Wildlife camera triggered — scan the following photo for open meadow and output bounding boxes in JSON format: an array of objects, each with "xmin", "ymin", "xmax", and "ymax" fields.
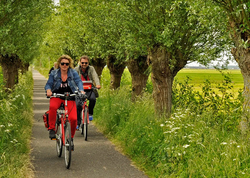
[{"xmin": 175, "ymin": 68, "xmax": 243, "ymax": 92}]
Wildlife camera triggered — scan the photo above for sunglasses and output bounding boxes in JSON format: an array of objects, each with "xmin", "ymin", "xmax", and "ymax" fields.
[
  {"xmin": 61, "ymin": 62, "xmax": 69, "ymax": 66},
  {"xmin": 81, "ymin": 62, "xmax": 88, "ymax": 65}
]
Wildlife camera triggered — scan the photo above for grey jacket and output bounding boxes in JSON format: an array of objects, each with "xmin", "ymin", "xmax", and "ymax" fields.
[{"xmin": 74, "ymin": 65, "xmax": 100, "ymax": 86}]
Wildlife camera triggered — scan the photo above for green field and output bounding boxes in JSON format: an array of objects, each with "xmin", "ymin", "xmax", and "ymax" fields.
[{"xmin": 175, "ymin": 69, "xmax": 244, "ymax": 92}]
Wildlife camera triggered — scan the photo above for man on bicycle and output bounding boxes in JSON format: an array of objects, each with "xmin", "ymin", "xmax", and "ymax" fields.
[{"xmin": 74, "ymin": 55, "xmax": 101, "ymax": 128}]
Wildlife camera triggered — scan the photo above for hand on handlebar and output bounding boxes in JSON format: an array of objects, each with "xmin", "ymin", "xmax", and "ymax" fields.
[
  {"xmin": 46, "ymin": 89, "xmax": 52, "ymax": 97},
  {"xmin": 96, "ymin": 85, "xmax": 101, "ymax": 89}
]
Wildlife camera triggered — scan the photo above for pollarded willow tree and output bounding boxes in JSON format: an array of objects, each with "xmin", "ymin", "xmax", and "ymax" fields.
[
  {"xmin": 0, "ymin": 0, "xmax": 53, "ymax": 89},
  {"xmin": 59, "ymin": 0, "xmax": 127, "ymax": 90},
  {"xmin": 119, "ymin": 0, "xmax": 228, "ymax": 116},
  {"xmin": 211, "ymin": 0, "xmax": 250, "ymax": 130}
]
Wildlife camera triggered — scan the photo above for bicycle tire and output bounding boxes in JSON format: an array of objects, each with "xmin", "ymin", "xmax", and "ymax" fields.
[
  {"xmin": 55, "ymin": 115, "xmax": 63, "ymax": 157},
  {"xmin": 80, "ymin": 109, "xmax": 84, "ymax": 135},
  {"xmin": 64, "ymin": 121, "xmax": 71, "ymax": 169},
  {"xmin": 83, "ymin": 108, "xmax": 88, "ymax": 141}
]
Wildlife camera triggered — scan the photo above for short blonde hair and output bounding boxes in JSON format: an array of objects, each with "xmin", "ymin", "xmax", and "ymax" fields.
[{"xmin": 57, "ymin": 55, "xmax": 74, "ymax": 68}]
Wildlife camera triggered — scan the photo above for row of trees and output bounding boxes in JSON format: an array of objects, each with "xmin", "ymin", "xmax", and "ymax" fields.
[
  {"xmin": 37, "ymin": 0, "xmax": 230, "ymax": 115},
  {"xmin": 2, "ymin": 1, "xmax": 250, "ymax": 121}
]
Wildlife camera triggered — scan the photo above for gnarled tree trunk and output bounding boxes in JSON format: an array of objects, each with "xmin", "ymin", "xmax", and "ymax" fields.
[
  {"xmin": 148, "ymin": 45, "xmax": 187, "ymax": 117},
  {"xmin": 90, "ymin": 57, "xmax": 106, "ymax": 79},
  {"xmin": 107, "ymin": 55, "xmax": 126, "ymax": 90},
  {"xmin": 0, "ymin": 54, "xmax": 21, "ymax": 90},
  {"xmin": 127, "ymin": 56, "xmax": 149, "ymax": 101},
  {"xmin": 230, "ymin": 21, "xmax": 250, "ymax": 132}
]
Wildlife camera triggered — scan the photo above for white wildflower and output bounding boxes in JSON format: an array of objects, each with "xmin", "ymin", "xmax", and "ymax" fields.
[
  {"xmin": 8, "ymin": 123, "xmax": 13, "ymax": 127},
  {"xmin": 171, "ymin": 127, "xmax": 180, "ymax": 132},
  {"xmin": 230, "ymin": 140, "xmax": 237, "ymax": 145},
  {"xmin": 160, "ymin": 124, "xmax": 164, "ymax": 127},
  {"xmin": 0, "ymin": 125, "xmax": 5, "ymax": 128},
  {"xmin": 183, "ymin": 144, "xmax": 190, "ymax": 148},
  {"xmin": 220, "ymin": 142, "xmax": 227, "ymax": 145},
  {"xmin": 4, "ymin": 129, "xmax": 10, "ymax": 133},
  {"xmin": 237, "ymin": 145, "xmax": 240, "ymax": 148},
  {"xmin": 13, "ymin": 139, "xmax": 18, "ymax": 142},
  {"xmin": 221, "ymin": 152, "xmax": 227, "ymax": 156}
]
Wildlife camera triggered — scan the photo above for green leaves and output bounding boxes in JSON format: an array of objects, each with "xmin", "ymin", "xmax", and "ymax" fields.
[{"xmin": 0, "ymin": 0, "xmax": 54, "ymax": 62}]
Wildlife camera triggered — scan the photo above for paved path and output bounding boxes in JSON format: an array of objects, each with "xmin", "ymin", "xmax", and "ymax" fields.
[{"xmin": 30, "ymin": 69, "xmax": 148, "ymax": 178}]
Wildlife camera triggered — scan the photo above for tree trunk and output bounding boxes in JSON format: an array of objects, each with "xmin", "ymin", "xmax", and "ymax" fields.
[
  {"xmin": 0, "ymin": 55, "xmax": 21, "ymax": 90},
  {"xmin": 148, "ymin": 45, "xmax": 187, "ymax": 117},
  {"xmin": 107, "ymin": 55, "xmax": 126, "ymax": 90},
  {"xmin": 127, "ymin": 56, "xmax": 149, "ymax": 101},
  {"xmin": 90, "ymin": 57, "xmax": 106, "ymax": 79},
  {"xmin": 230, "ymin": 22, "xmax": 250, "ymax": 132},
  {"xmin": 20, "ymin": 61, "xmax": 29, "ymax": 74}
]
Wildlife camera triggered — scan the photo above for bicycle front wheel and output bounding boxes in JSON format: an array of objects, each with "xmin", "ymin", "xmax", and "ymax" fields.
[
  {"xmin": 83, "ymin": 108, "xmax": 88, "ymax": 141},
  {"xmin": 55, "ymin": 115, "xmax": 63, "ymax": 157},
  {"xmin": 64, "ymin": 121, "xmax": 71, "ymax": 169}
]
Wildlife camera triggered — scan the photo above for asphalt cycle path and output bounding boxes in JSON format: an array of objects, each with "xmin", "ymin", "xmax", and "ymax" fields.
[{"xmin": 30, "ymin": 69, "xmax": 148, "ymax": 178}]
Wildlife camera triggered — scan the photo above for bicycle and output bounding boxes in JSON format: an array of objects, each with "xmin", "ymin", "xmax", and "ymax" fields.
[
  {"xmin": 50, "ymin": 92, "xmax": 76, "ymax": 169},
  {"xmin": 79, "ymin": 81, "xmax": 96, "ymax": 141}
]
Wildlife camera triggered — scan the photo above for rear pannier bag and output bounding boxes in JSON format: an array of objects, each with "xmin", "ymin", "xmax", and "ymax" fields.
[{"xmin": 43, "ymin": 110, "xmax": 49, "ymax": 128}]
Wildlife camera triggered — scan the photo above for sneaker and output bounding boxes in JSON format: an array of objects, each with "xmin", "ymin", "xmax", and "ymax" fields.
[
  {"xmin": 89, "ymin": 115, "xmax": 93, "ymax": 121},
  {"xmin": 49, "ymin": 130, "xmax": 56, "ymax": 139},
  {"xmin": 76, "ymin": 125, "xmax": 79, "ymax": 131}
]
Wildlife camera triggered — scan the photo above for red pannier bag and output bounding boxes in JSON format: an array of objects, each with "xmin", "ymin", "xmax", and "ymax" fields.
[
  {"xmin": 43, "ymin": 110, "xmax": 49, "ymax": 128},
  {"xmin": 82, "ymin": 81, "xmax": 92, "ymax": 90}
]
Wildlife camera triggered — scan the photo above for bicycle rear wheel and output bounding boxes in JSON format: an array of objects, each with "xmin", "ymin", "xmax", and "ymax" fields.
[
  {"xmin": 55, "ymin": 116, "xmax": 63, "ymax": 157},
  {"xmin": 83, "ymin": 108, "xmax": 88, "ymax": 141},
  {"xmin": 64, "ymin": 121, "xmax": 71, "ymax": 169}
]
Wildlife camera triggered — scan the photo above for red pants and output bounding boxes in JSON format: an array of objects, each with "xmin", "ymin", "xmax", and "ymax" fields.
[{"xmin": 49, "ymin": 97, "xmax": 77, "ymax": 138}]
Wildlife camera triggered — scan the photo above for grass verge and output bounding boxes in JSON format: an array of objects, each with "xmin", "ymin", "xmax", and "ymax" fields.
[
  {"xmin": 0, "ymin": 70, "xmax": 34, "ymax": 178},
  {"xmin": 94, "ymin": 68, "xmax": 249, "ymax": 177}
]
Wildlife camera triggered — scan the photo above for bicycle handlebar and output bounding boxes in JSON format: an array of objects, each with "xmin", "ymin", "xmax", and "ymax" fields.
[{"xmin": 47, "ymin": 92, "xmax": 86, "ymax": 100}]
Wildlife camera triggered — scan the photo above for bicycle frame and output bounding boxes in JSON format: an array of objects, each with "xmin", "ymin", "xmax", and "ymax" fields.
[
  {"xmin": 50, "ymin": 92, "xmax": 76, "ymax": 169},
  {"xmin": 54, "ymin": 93, "xmax": 72, "ymax": 145},
  {"xmin": 82, "ymin": 100, "xmax": 89, "ymax": 124}
]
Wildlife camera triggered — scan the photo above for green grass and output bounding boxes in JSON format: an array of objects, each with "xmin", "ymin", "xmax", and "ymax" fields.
[
  {"xmin": 0, "ymin": 70, "xmax": 34, "ymax": 178},
  {"xmin": 94, "ymin": 68, "xmax": 248, "ymax": 177}
]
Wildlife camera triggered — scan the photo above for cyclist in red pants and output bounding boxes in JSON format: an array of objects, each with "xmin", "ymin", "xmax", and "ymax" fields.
[{"xmin": 45, "ymin": 55, "xmax": 85, "ymax": 149}]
